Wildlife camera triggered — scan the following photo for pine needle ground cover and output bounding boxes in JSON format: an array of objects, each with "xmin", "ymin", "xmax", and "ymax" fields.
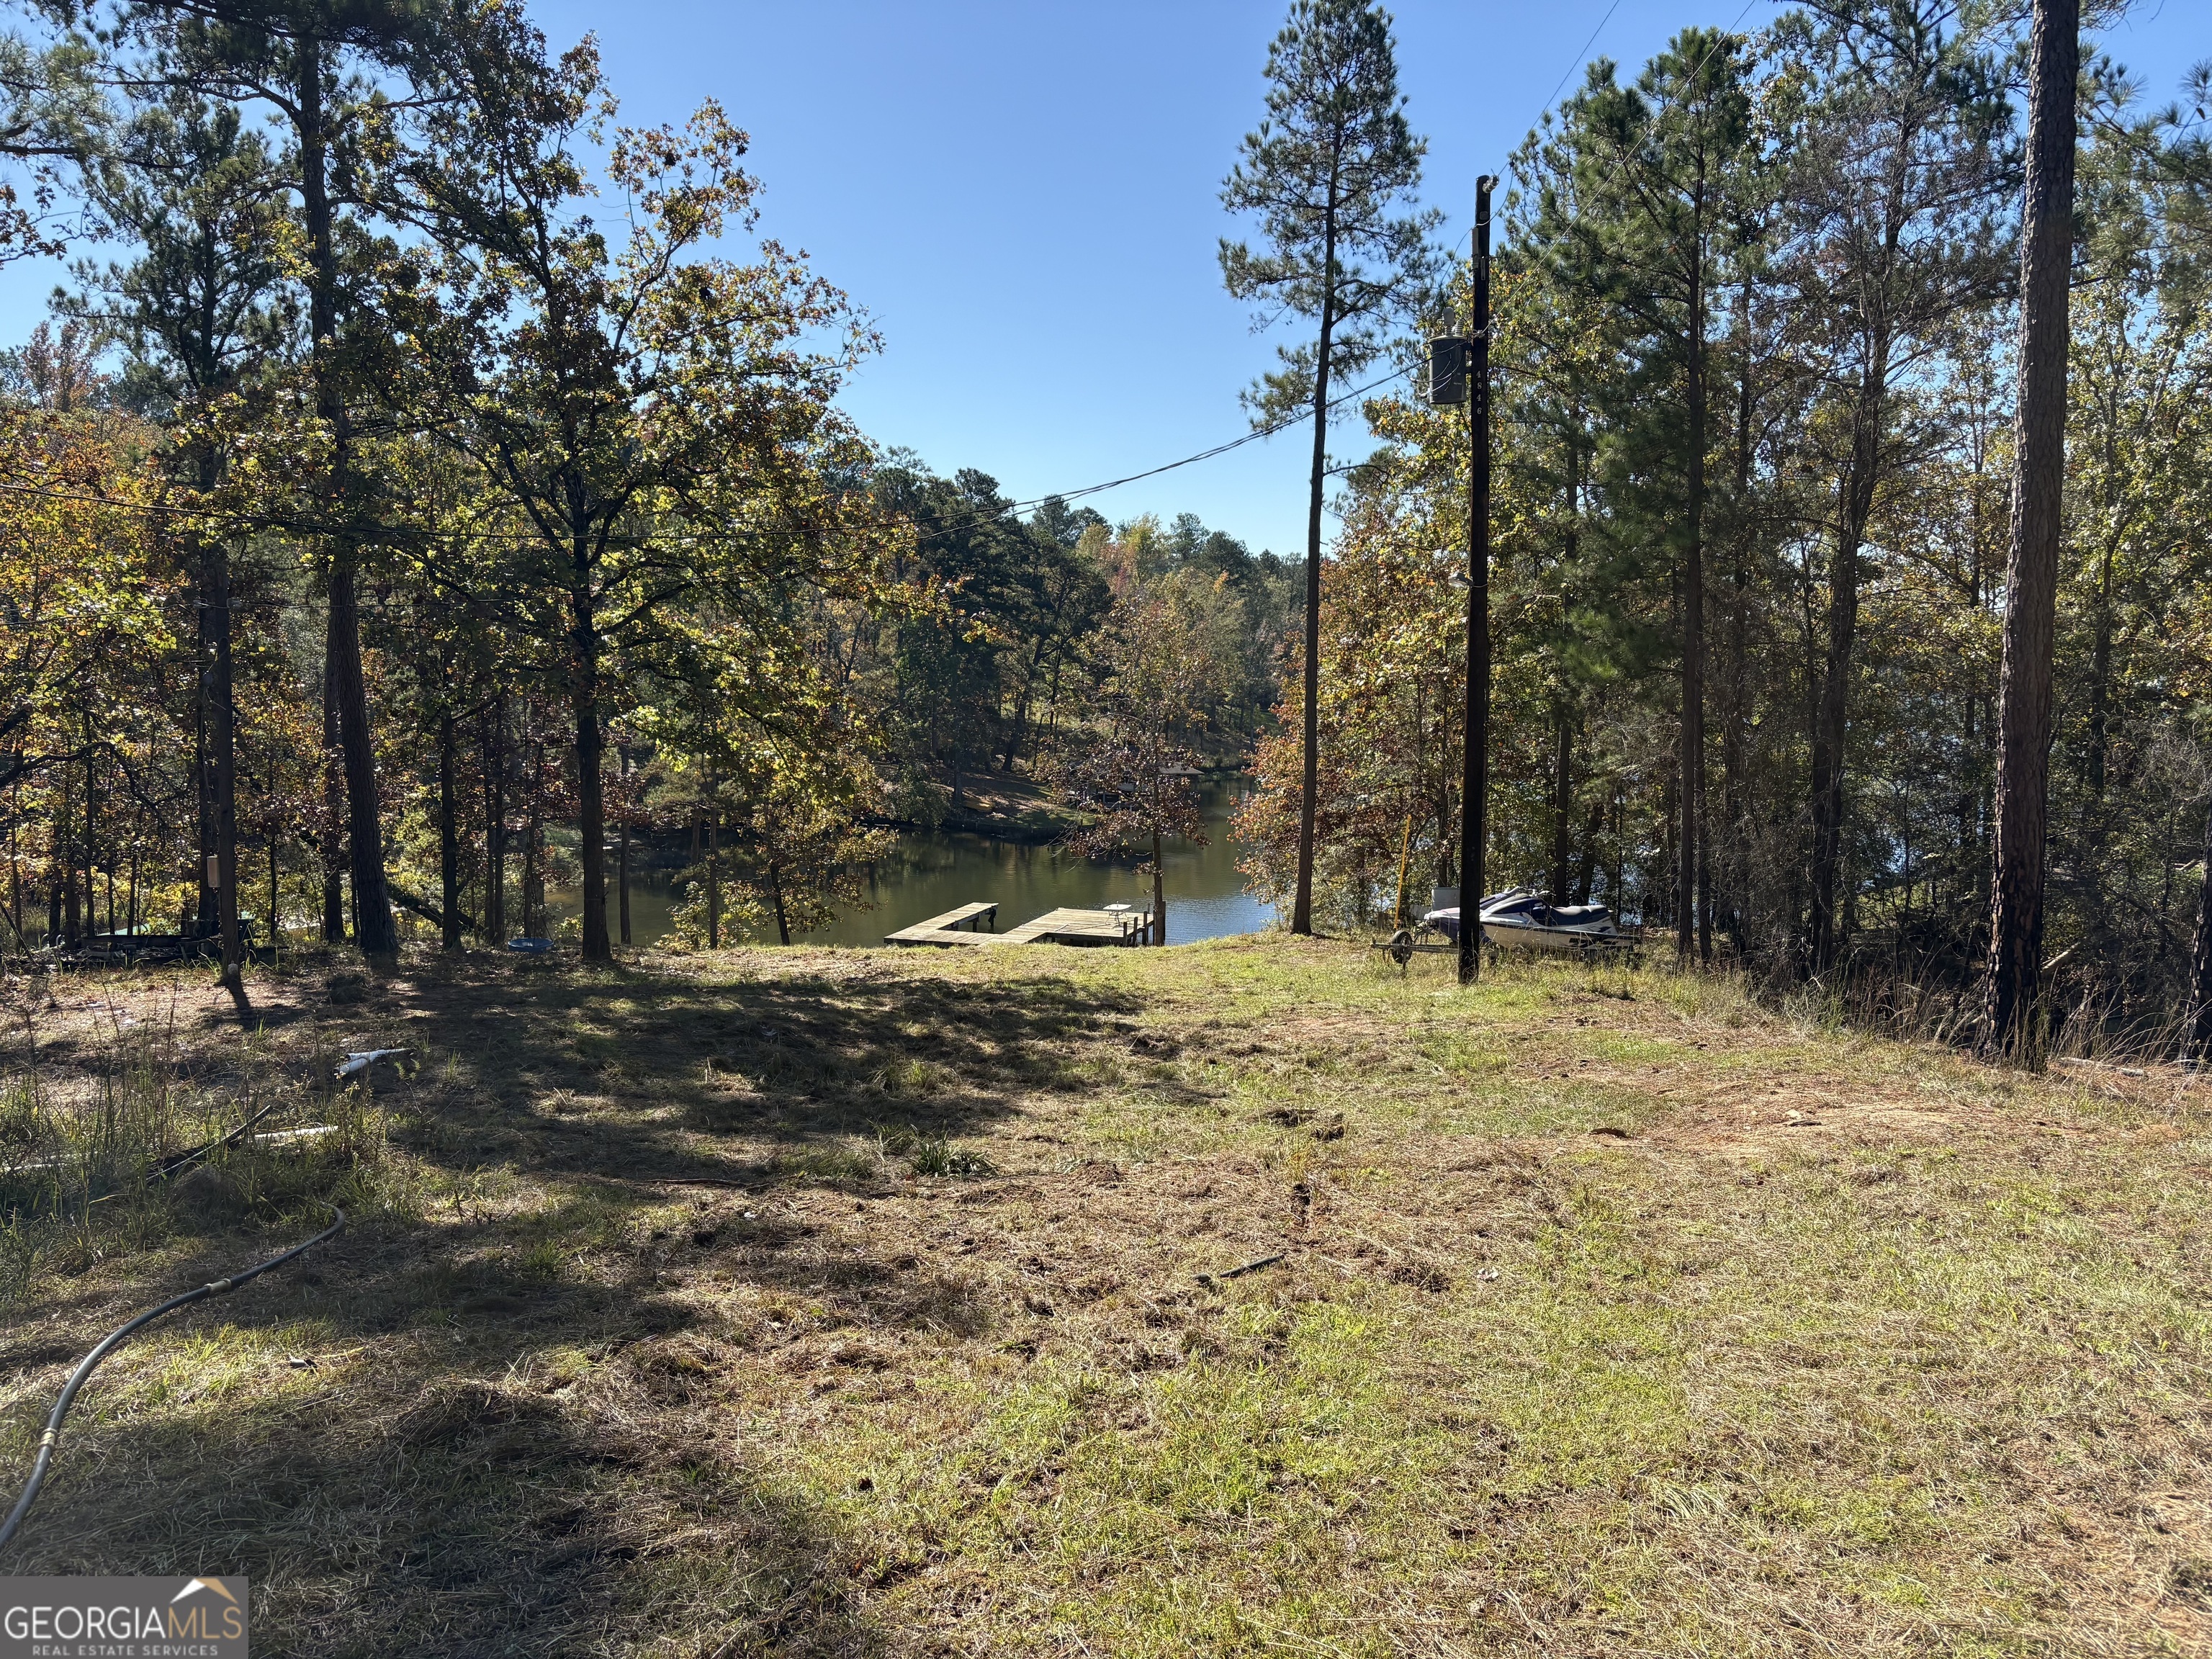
[{"xmin": 2, "ymin": 940, "xmax": 2208, "ymax": 1656}]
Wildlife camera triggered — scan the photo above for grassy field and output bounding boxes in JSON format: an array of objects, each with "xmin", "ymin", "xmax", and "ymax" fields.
[{"xmin": 1, "ymin": 937, "xmax": 2209, "ymax": 1657}]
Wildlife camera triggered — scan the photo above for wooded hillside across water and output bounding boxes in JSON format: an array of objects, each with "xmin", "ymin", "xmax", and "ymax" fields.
[{"xmin": 0, "ymin": 0, "xmax": 2207, "ymax": 1058}]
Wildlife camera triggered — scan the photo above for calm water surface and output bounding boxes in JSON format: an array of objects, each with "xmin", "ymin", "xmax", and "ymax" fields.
[{"xmin": 565, "ymin": 778, "xmax": 1274, "ymax": 948}]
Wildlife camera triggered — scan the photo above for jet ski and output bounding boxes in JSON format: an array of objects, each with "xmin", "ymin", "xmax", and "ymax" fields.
[{"xmin": 1419, "ymin": 886, "xmax": 1627, "ymax": 953}]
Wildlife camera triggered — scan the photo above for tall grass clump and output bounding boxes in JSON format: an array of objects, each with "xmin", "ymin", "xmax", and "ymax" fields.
[{"xmin": 0, "ymin": 1007, "xmax": 395, "ymax": 1310}]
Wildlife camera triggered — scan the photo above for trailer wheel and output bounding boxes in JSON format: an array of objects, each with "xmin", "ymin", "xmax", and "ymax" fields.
[{"xmin": 1387, "ymin": 928, "xmax": 1415, "ymax": 966}]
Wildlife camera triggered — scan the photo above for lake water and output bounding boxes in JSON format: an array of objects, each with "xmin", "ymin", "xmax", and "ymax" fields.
[{"xmin": 564, "ymin": 776, "xmax": 1277, "ymax": 948}]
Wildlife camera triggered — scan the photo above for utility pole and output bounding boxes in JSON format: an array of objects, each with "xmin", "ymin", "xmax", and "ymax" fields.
[{"xmin": 1459, "ymin": 178, "xmax": 1496, "ymax": 986}]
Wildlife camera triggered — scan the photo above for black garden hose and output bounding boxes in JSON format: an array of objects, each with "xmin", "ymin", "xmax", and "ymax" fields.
[{"xmin": 0, "ymin": 1204, "xmax": 346, "ymax": 1554}]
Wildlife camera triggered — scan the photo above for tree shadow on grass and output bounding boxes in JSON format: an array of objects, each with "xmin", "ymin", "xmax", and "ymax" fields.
[
  {"xmin": 1, "ymin": 1186, "xmax": 980, "ymax": 1656},
  {"xmin": 14, "ymin": 1362, "xmax": 882, "ymax": 1658},
  {"xmin": 2, "ymin": 952, "xmax": 1137, "ymax": 1652},
  {"xmin": 371, "ymin": 955, "xmax": 1143, "ymax": 1187}
]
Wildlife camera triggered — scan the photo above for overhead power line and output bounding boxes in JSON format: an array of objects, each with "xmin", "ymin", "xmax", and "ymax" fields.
[
  {"xmin": 0, "ymin": 5, "xmax": 1767, "ymax": 546},
  {"xmin": 0, "ymin": 361, "xmax": 1421, "ymax": 548},
  {"xmin": 1542, "ymin": 0, "xmax": 1632, "ymax": 121}
]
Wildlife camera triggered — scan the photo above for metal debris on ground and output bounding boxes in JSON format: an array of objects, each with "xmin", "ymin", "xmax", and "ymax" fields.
[{"xmin": 335, "ymin": 1048, "xmax": 410, "ymax": 1081}]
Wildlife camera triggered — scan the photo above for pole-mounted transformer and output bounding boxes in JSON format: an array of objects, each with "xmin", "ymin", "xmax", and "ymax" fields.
[{"xmin": 1426, "ymin": 334, "xmax": 1470, "ymax": 406}]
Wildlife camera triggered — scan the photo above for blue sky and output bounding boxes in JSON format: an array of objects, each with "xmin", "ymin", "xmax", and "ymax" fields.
[{"xmin": 6, "ymin": 0, "xmax": 2208, "ymax": 557}]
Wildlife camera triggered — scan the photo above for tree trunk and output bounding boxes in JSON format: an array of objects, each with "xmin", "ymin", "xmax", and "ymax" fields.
[
  {"xmin": 82, "ymin": 744, "xmax": 94, "ymax": 945},
  {"xmin": 706, "ymin": 811, "xmax": 721, "ymax": 950},
  {"xmin": 328, "ymin": 567, "xmax": 397, "ymax": 954},
  {"xmin": 47, "ymin": 793, "xmax": 62, "ymax": 943},
  {"xmin": 2083, "ymin": 389, "xmax": 2123, "ymax": 823},
  {"xmin": 297, "ymin": 29, "xmax": 396, "ymax": 959},
  {"xmin": 1985, "ymin": 0, "xmax": 2079, "ymax": 1058},
  {"xmin": 2188, "ymin": 781, "xmax": 2212, "ymax": 1064},
  {"xmin": 1609, "ymin": 783, "xmax": 1627, "ymax": 918},
  {"xmin": 483, "ymin": 701, "xmax": 506, "ymax": 945},
  {"xmin": 1697, "ymin": 809, "xmax": 1712, "ymax": 964},
  {"xmin": 208, "ymin": 533, "xmax": 247, "ymax": 1012},
  {"xmin": 2085, "ymin": 526, "xmax": 2117, "ymax": 807},
  {"xmin": 1153, "ymin": 828, "xmax": 1166, "ymax": 947},
  {"xmin": 1001, "ymin": 635, "xmax": 1048, "ymax": 773},
  {"xmin": 1725, "ymin": 277, "xmax": 1753, "ymax": 950},
  {"xmin": 1678, "ymin": 229, "xmax": 1707, "ymax": 963},
  {"xmin": 570, "ymin": 558, "xmax": 610, "ymax": 961},
  {"xmin": 320, "ymin": 622, "xmax": 344, "ymax": 942},
  {"xmin": 1809, "ymin": 338, "xmax": 1891, "ymax": 972},
  {"xmin": 769, "ymin": 859, "xmax": 791, "ymax": 945},
  {"xmin": 1574, "ymin": 796, "xmax": 1604, "ymax": 905},
  {"xmin": 1292, "ymin": 204, "xmax": 1339, "ymax": 937},
  {"xmin": 194, "ymin": 551, "xmax": 215, "ymax": 939},
  {"xmin": 527, "ymin": 734, "xmax": 548, "ymax": 940},
  {"xmin": 1550, "ymin": 708, "xmax": 1573, "ymax": 906},
  {"xmin": 439, "ymin": 711, "xmax": 462, "ymax": 951}
]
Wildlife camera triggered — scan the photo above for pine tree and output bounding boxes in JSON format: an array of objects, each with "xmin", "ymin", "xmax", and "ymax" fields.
[
  {"xmin": 1984, "ymin": 0, "xmax": 2080, "ymax": 1056},
  {"xmin": 1220, "ymin": 0, "xmax": 1437, "ymax": 935},
  {"xmin": 1529, "ymin": 30, "xmax": 1755, "ymax": 960}
]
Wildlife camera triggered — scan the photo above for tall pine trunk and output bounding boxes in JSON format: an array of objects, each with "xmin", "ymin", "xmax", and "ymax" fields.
[
  {"xmin": 521, "ymin": 732, "xmax": 544, "ymax": 939},
  {"xmin": 1725, "ymin": 278, "xmax": 1754, "ymax": 953},
  {"xmin": 1984, "ymin": 0, "xmax": 2079, "ymax": 1057},
  {"xmin": 207, "ymin": 530, "xmax": 246, "ymax": 1011},
  {"xmin": 482, "ymin": 700, "xmax": 507, "ymax": 946},
  {"xmin": 48, "ymin": 789, "xmax": 63, "ymax": 945},
  {"xmin": 2188, "ymin": 782, "xmax": 2212, "ymax": 1064},
  {"xmin": 320, "ymin": 630, "xmax": 344, "ymax": 940},
  {"xmin": 297, "ymin": 30, "xmax": 396, "ymax": 958},
  {"xmin": 1809, "ymin": 328, "xmax": 1892, "ymax": 971},
  {"xmin": 439, "ymin": 711, "xmax": 462, "ymax": 952},
  {"xmin": 1678, "ymin": 237, "xmax": 1707, "ymax": 962},
  {"xmin": 193, "ymin": 552, "xmax": 215, "ymax": 939},
  {"xmin": 1575, "ymin": 797, "xmax": 1604, "ymax": 905},
  {"xmin": 1291, "ymin": 202, "xmax": 1339, "ymax": 938},
  {"xmin": 1550, "ymin": 709, "xmax": 1573, "ymax": 906}
]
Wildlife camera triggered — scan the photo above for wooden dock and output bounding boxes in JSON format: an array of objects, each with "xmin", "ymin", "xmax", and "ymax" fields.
[
  {"xmin": 884, "ymin": 902, "xmax": 999, "ymax": 946},
  {"xmin": 1002, "ymin": 906, "xmax": 1154, "ymax": 946},
  {"xmin": 885, "ymin": 902, "xmax": 1153, "ymax": 948}
]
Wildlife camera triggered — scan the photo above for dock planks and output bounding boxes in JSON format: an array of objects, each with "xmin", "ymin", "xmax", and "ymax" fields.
[
  {"xmin": 1000, "ymin": 907, "xmax": 1153, "ymax": 946},
  {"xmin": 884, "ymin": 902, "xmax": 999, "ymax": 947},
  {"xmin": 884, "ymin": 902, "xmax": 1152, "ymax": 949}
]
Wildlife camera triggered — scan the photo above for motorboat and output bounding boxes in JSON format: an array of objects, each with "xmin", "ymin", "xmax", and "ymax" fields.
[{"xmin": 1419, "ymin": 886, "xmax": 1628, "ymax": 953}]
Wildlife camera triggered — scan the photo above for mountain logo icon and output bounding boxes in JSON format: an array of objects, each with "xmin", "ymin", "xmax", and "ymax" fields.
[{"xmin": 169, "ymin": 1578, "xmax": 240, "ymax": 1607}]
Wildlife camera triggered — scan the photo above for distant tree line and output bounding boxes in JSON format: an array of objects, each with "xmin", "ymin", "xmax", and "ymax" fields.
[{"xmin": 0, "ymin": 1, "xmax": 1298, "ymax": 986}]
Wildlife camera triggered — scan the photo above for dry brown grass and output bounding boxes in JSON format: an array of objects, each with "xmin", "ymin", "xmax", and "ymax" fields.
[{"xmin": 3, "ymin": 938, "xmax": 2211, "ymax": 1656}]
